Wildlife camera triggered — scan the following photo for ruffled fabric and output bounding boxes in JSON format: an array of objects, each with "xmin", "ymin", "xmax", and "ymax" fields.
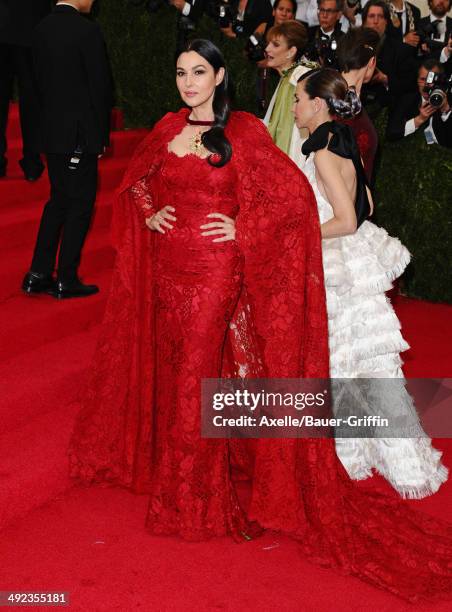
[{"xmin": 303, "ymin": 155, "xmax": 448, "ymax": 499}]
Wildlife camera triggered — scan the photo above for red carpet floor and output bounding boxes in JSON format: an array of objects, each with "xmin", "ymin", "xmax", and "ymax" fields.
[{"xmin": 1, "ymin": 104, "xmax": 452, "ymax": 611}]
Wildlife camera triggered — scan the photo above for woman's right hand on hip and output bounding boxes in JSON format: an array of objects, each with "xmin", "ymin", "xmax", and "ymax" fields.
[{"xmin": 146, "ymin": 206, "xmax": 176, "ymax": 233}]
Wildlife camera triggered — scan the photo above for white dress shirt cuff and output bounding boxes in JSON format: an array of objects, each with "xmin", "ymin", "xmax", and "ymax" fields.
[
  {"xmin": 404, "ymin": 118, "xmax": 416, "ymax": 136},
  {"xmin": 182, "ymin": 2, "xmax": 191, "ymax": 16},
  {"xmin": 439, "ymin": 48, "xmax": 450, "ymax": 63}
]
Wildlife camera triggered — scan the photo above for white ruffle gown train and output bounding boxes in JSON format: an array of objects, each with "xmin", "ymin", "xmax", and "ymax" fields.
[{"xmin": 301, "ymin": 154, "xmax": 448, "ymax": 499}]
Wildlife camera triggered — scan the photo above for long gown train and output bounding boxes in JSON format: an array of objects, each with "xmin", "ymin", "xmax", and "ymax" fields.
[{"xmin": 68, "ymin": 109, "xmax": 452, "ymax": 602}]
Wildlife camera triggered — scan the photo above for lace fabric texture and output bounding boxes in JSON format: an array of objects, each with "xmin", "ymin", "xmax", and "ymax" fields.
[{"xmin": 68, "ymin": 109, "xmax": 452, "ymax": 602}]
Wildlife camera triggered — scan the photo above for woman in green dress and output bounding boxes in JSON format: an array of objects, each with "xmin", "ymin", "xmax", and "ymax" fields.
[{"xmin": 263, "ymin": 20, "xmax": 317, "ymax": 157}]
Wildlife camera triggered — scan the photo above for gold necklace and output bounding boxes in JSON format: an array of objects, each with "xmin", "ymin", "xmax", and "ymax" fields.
[{"xmin": 188, "ymin": 129, "xmax": 208, "ymax": 156}]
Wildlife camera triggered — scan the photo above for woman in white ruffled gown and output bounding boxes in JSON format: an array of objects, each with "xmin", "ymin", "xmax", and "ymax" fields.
[{"xmin": 292, "ymin": 67, "xmax": 448, "ymax": 499}]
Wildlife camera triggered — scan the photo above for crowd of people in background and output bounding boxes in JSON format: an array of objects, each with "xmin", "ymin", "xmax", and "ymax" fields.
[
  {"xmin": 0, "ymin": 0, "xmax": 450, "ymax": 295},
  {"xmin": 167, "ymin": 0, "xmax": 452, "ymax": 147}
]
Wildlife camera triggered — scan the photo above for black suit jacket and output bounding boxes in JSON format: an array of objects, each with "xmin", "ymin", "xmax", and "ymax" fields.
[
  {"xmin": 305, "ymin": 23, "xmax": 344, "ymax": 63},
  {"xmin": 387, "ymin": 2, "xmax": 421, "ymax": 39},
  {"xmin": 0, "ymin": 0, "xmax": 51, "ymax": 46},
  {"xmin": 386, "ymin": 91, "xmax": 452, "ymax": 148},
  {"xmin": 32, "ymin": 5, "xmax": 113, "ymax": 155},
  {"xmin": 418, "ymin": 15, "xmax": 452, "ymax": 62},
  {"xmin": 363, "ymin": 33, "xmax": 417, "ymax": 106}
]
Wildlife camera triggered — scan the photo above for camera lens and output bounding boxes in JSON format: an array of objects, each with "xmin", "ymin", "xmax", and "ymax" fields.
[{"xmin": 429, "ymin": 89, "xmax": 446, "ymax": 107}]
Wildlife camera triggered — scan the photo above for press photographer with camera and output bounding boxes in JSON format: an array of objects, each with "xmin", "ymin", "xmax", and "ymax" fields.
[
  {"xmin": 215, "ymin": 0, "xmax": 272, "ymax": 39},
  {"xmin": 305, "ymin": 0, "xmax": 345, "ymax": 66},
  {"xmin": 386, "ymin": 58, "xmax": 452, "ymax": 147},
  {"xmin": 418, "ymin": 0, "xmax": 452, "ymax": 63},
  {"xmin": 300, "ymin": 0, "xmax": 365, "ymax": 31}
]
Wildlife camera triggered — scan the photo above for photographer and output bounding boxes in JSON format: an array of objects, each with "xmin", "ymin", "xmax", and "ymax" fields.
[
  {"xmin": 305, "ymin": 0, "xmax": 345, "ymax": 65},
  {"xmin": 386, "ymin": 58, "xmax": 451, "ymax": 147},
  {"xmin": 217, "ymin": 0, "xmax": 273, "ymax": 39},
  {"xmin": 417, "ymin": 0, "xmax": 452, "ymax": 64},
  {"xmin": 300, "ymin": 0, "xmax": 366, "ymax": 32}
]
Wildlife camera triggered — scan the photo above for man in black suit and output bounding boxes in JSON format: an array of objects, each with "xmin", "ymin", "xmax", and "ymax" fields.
[
  {"xmin": 418, "ymin": 0, "xmax": 452, "ymax": 65},
  {"xmin": 386, "ymin": 58, "xmax": 452, "ymax": 147},
  {"xmin": 362, "ymin": 0, "xmax": 417, "ymax": 107},
  {"xmin": 305, "ymin": 0, "xmax": 345, "ymax": 65},
  {"xmin": 0, "ymin": 0, "xmax": 51, "ymax": 180},
  {"xmin": 22, "ymin": 0, "xmax": 113, "ymax": 299},
  {"xmin": 385, "ymin": 0, "xmax": 421, "ymax": 49}
]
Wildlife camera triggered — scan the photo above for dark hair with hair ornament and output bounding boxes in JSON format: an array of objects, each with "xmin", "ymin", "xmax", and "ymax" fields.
[
  {"xmin": 298, "ymin": 67, "xmax": 362, "ymax": 119},
  {"xmin": 180, "ymin": 39, "xmax": 232, "ymax": 167},
  {"xmin": 337, "ymin": 27, "xmax": 381, "ymax": 72}
]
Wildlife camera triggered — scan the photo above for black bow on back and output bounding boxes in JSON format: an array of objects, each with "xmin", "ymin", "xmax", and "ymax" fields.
[{"xmin": 302, "ymin": 121, "xmax": 370, "ymax": 228}]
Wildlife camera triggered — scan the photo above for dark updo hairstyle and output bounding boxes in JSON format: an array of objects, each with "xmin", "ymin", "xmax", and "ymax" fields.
[
  {"xmin": 298, "ymin": 67, "xmax": 362, "ymax": 119},
  {"xmin": 179, "ymin": 39, "xmax": 232, "ymax": 167},
  {"xmin": 337, "ymin": 27, "xmax": 381, "ymax": 73},
  {"xmin": 266, "ymin": 20, "xmax": 308, "ymax": 61}
]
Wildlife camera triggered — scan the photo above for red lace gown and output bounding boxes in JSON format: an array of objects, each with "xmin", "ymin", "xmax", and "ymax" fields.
[
  {"xmin": 338, "ymin": 108, "xmax": 378, "ymax": 185},
  {"xmin": 146, "ymin": 149, "xmax": 255, "ymax": 539},
  {"xmin": 68, "ymin": 109, "xmax": 452, "ymax": 603}
]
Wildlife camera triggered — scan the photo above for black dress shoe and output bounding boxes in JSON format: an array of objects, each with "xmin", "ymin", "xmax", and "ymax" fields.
[
  {"xmin": 49, "ymin": 279, "xmax": 99, "ymax": 299},
  {"xmin": 19, "ymin": 158, "xmax": 45, "ymax": 182},
  {"xmin": 22, "ymin": 271, "xmax": 55, "ymax": 295}
]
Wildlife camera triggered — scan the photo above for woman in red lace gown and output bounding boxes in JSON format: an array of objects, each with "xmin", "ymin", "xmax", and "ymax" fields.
[{"xmin": 68, "ymin": 39, "xmax": 452, "ymax": 602}]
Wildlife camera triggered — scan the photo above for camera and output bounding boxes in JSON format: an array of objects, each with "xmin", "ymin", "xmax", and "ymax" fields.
[
  {"xmin": 424, "ymin": 71, "xmax": 452, "ymax": 108},
  {"xmin": 316, "ymin": 35, "xmax": 339, "ymax": 68},
  {"xmin": 246, "ymin": 33, "xmax": 267, "ymax": 62},
  {"xmin": 211, "ymin": 0, "xmax": 246, "ymax": 36},
  {"xmin": 212, "ymin": 0, "xmax": 235, "ymax": 27},
  {"xmin": 416, "ymin": 21, "xmax": 444, "ymax": 53},
  {"xmin": 346, "ymin": 0, "xmax": 361, "ymax": 12}
]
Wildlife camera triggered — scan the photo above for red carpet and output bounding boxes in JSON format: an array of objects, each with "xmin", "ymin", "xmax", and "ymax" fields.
[{"xmin": 1, "ymin": 104, "xmax": 451, "ymax": 610}]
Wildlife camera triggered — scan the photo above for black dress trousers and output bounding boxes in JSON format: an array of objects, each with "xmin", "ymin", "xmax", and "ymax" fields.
[{"xmin": 31, "ymin": 152, "xmax": 98, "ymax": 282}]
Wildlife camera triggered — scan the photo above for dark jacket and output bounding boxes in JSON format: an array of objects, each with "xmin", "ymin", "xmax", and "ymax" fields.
[
  {"xmin": 387, "ymin": 2, "xmax": 421, "ymax": 38},
  {"xmin": 0, "ymin": 0, "xmax": 51, "ymax": 46},
  {"xmin": 305, "ymin": 23, "xmax": 344, "ymax": 64},
  {"xmin": 386, "ymin": 91, "xmax": 452, "ymax": 148},
  {"xmin": 362, "ymin": 33, "xmax": 417, "ymax": 107},
  {"xmin": 418, "ymin": 15, "xmax": 452, "ymax": 63},
  {"xmin": 32, "ymin": 4, "xmax": 113, "ymax": 154}
]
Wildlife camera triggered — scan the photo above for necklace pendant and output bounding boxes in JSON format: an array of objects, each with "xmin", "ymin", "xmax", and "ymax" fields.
[{"xmin": 189, "ymin": 130, "xmax": 207, "ymax": 156}]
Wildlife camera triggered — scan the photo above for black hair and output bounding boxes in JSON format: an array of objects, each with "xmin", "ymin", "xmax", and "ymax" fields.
[
  {"xmin": 337, "ymin": 27, "xmax": 381, "ymax": 72},
  {"xmin": 273, "ymin": 0, "xmax": 298, "ymax": 15},
  {"xmin": 298, "ymin": 67, "xmax": 362, "ymax": 119},
  {"xmin": 362, "ymin": 0, "xmax": 391, "ymax": 26},
  {"xmin": 179, "ymin": 39, "xmax": 232, "ymax": 167},
  {"xmin": 420, "ymin": 57, "xmax": 443, "ymax": 73}
]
